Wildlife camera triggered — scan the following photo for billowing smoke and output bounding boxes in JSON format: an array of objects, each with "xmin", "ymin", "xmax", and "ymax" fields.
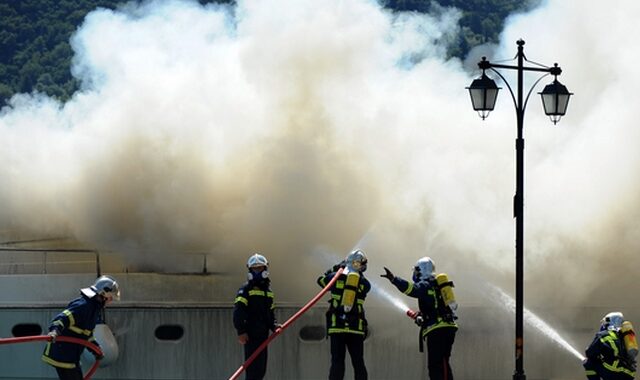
[{"xmin": 1, "ymin": 0, "xmax": 639, "ymax": 312}]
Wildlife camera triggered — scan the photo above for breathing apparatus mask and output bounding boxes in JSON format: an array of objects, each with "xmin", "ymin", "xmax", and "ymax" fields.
[
  {"xmin": 246, "ymin": 253, "xmax": 269, "ymax": 282},
  {"xmin": 345, "ymin": 249, "xmax": 368, "ymax": 273},
  {"xmin": 600, "ymin": 312, "xmax": 624, "ymax": 332},
  {"xmin": 412, "ymin": 257, "xmax": 435, "ymax": 283}
]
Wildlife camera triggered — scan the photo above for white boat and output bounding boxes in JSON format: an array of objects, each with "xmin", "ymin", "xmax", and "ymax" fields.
[{"xmin": 0, "ymin": 235, "xmax": 616, "ymax": 379}]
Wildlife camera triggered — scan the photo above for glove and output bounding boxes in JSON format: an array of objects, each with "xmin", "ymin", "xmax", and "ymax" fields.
[
  {"xmin": 47, "ymin": 330, "xmax": 58, "ymax": 343},
  {"xmin": 415, "ymin": 315, "xmax": 424, "ymax": 327},
  {"xmin": 380, "ymin": 267, "xmax": 395, "ymax": 282}
]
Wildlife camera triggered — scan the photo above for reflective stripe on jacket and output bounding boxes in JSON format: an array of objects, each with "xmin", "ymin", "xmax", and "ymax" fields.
[
  {"xmin": 233, "ymin": 280, "xmax": 277, "ymax": 336},
  {"xmin": 391, "ymin": 276, "xmax": 457, "ymax": 336},
  {"xmin": 585, "ymin": 329, "xmax": 636, "ymax": 378},
  {"xmin": 42, "ymin": 294, "xmax": 103, "ymax": 368},
  {"xmin": 318, "ymin": 271, "xmax": 371, "ymax": 335}
]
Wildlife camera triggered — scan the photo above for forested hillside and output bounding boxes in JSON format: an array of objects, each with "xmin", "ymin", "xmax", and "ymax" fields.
[{"xmin": 0, "ymin": 0, "xmax": 537, "ymax": 106}]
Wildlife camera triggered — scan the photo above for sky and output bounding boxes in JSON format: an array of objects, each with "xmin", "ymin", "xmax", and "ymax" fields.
[{"xmin": 1, "ymin": 0, "xmax": 639, "ymax": 314}]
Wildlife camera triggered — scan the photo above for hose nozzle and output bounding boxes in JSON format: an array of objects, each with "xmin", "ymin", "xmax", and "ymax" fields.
[{"xmin": 406, "ymin": 309, "xmax": 424, "ymax": 326}]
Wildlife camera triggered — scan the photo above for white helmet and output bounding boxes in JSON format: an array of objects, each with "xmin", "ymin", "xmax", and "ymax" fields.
[
  {"xmin": 601, "ymin": 311, "xmax": 625, "ymax": 331},
  {"xmin": 81, "ymin": 275, "xmax": 120, "ymax": 301},
  {"xmin": 412, "ymin": 257, "xmax": 435, "ymax": 283},
  {"xmin": 247, "ymin": 253, "xmax": 269, "ymax": 269},
  {"xmin": 246, "ymin": 253, "xmax": 269, "ymax": 281},
  {"xmin": 345, "ymin": 249, "xmax": 368, "ymax": 273}
]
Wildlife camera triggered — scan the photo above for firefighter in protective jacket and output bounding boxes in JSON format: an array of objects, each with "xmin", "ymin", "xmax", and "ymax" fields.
[
  {"xmin": 233, "ymin": 253, "xmax": 279, "ymax": 380},
  {"xmin": 583, "ymin": 312, "xmax": 636, "ymax": 379},
  {"xmin": 381, "ymin": 257, "xmax": 458, "ymax": 380},
  {"xmin": 317, "ymin": 250, "xmax": 371, "ymax": 380},
  {"xmin": 42, "ymin": 275, "xmax": 120, "ymax": 380}
]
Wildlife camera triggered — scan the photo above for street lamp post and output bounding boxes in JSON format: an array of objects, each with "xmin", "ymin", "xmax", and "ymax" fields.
[{"xmin": 466, "ymin": 39, "xmax": 572, "ymax": 380}]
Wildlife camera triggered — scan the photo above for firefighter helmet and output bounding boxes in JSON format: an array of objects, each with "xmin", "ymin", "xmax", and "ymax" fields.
[
  {"xmin": 246, "ymin": 253, "xmax": 269, "ymax": 281},
  {"xmin": 81, "ymin": 275, "xmax": 120, "ymax": 302},
  {"xmin": 247, "ymin": 253, "xmax": 269, "ymax": 269},
  {"xmin": 601, "ymin": 312, "xmax": 625, "ymax": 331},
  {"xmin": 413, "ymin": 257, "xmax": 435, "ymax": 283},
  {"xmin": 345, "ymin": 249, "xmax": 368, "ymax": 273}
]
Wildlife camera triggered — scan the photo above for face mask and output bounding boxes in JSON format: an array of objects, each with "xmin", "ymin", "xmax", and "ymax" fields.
[
  {"xmin": 247, "ymin": 269, "xmax": 269, "ymax": 282},
  {"xmin": 412, "ymin": 268, "xmax": 421, "ymax": 283}
]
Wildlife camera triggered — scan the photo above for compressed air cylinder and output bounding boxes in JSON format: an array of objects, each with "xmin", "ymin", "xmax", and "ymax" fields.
[
  {"xmin": 341, "ymin": 271, "xmax": 360, "ymax": 313},
  {"xmin": 621, "ymin": 321, "xmax": 639, "ymax": 358},
  {"xmin": 435, "ymin": 273, "xmax": 457, "ymax": 311}
]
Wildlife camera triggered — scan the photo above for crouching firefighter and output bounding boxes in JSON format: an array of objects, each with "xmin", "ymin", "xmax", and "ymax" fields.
[
  {"xmin": 42, "ymin": 275, "xmax": 120, "ymax": 380},
  {"xmin": 317, "ymin": 250, "xmax": 371, "ymax": 380},
  {"xmin": 381, "ymin": 257, "xmax": 458, "ymax": 380},
  {"xmin": 583, "ymin": 311, "xmax": 637, "ymax": 380},
  {"xmin": 233, "ymin": 253, "xmax": 280, "ymax": 380}
]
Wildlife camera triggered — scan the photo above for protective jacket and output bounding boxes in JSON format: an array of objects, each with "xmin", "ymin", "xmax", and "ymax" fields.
[
  {"xmin": 233, "ymin": 279, "xmax": 277, "ymax": 336},
  {"xmin": 42, "ymin": 294, "xmax": 103, "ymax": 369},
  {"xmin": 391, "ymin": 276, "xmax": 458, "ymax": 338},
  {"xmin": 584, "ymin": 329, "xmax": 636, "ymax": 379},
  {"xmin": 317, "ymin": 270, "xmax": 371, "ymax": 336}
]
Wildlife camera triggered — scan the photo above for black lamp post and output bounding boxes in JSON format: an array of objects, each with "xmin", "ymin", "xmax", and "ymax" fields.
[{"xmin": 466, "ymin": 39, "xmax": 572, "ymax": 380}]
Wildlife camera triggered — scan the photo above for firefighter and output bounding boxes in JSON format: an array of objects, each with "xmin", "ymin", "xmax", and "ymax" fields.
[
  {"xmin": 381, "ymin": 257, "xmax": 458, "ymax": 380},
  {"xmin": 42, "ymin": 275, "xmax": 120, "ymax": 380},
  {"xmin": 583, "ymin": 312, "xmax": 637, "ymax": 379},
  {"xmin": 317, "ymin": 249, "xmax": 371, "ymax": 380},
  {"xmin": 233, "ymin": 253, "xmax": 280, "ymax": 380}
]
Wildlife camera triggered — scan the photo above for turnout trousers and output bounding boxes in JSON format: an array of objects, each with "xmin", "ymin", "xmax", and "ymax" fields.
[
  {"xmin": 426, "ymin": 327, "xmax": 456, "ymax": 380},
  {"xmin": 329, "ymin": 333, "xmax": 368, "ymax": 380},
  {"xmin": 583, "ymin": 358, "xmax": 635, "ymax": 380},
  {"xmin": 55, "ymin": 367, "xmax": 83, "ymax": 380},
  {"xmin": 244, "ymin": 331, "xmax": 269, "ymax": 380}
]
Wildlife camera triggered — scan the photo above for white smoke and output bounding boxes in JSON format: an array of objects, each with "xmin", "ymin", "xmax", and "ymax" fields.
[{"xmin": 0, "ymin": 0, "xmax": 639, "ymax": 309}]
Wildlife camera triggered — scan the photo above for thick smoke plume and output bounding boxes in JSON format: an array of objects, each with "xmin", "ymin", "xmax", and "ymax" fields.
[{"xmin": 1, "ymin": 0, "xmax": 639, "ymax": 310}]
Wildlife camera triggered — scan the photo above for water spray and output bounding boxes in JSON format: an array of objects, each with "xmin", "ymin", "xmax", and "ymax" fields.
[
  {"xmin": 317, "ymin": 246, "xmax": 585, "ymax": 362},
  {"xmin": 315, "ymin": 247, "xmax": 417, "ymax": 322},
  {"xmin": 368, "ymin": 280, "xmax": 419, "ymax": 322},
  {"xmin": 487, "ymin": 283, "xmax": 585, "ymax": 361}
]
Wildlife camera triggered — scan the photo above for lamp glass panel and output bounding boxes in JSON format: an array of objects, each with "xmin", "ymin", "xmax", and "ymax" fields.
[
  {"xmin": 469, "ymin": 88, "xmax": 498, "ymax": 111},
  {"xmin": 485, "ymin": 88, "xmax": 498, "ymax": 109},
  {"xmin": 469, "ymin": 88, "xmax": 485, "ymax": 110},
  {"xmin": 556, "ymin": 93, "xmax": 570, "ymax": 115},
  {"xmin": 541, "ymin": 93, "xmax": 557, "ymax": 115}
]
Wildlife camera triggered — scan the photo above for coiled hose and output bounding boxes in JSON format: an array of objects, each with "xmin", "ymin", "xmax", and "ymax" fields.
[{"xmin": 0, "ymin": 334, "xmax": 103, "ymax": 380}]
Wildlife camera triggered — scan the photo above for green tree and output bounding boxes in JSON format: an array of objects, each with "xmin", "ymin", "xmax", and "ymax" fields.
[{"xmin": 0, "ymin": 0, "xmax": 537, "ymax": 106}]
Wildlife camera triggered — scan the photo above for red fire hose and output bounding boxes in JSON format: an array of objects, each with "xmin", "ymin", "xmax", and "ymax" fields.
[
  {"xmin": 0, "ymin": 335, "xmax": 103, "ymax": 380},
  {"xmin": 228, "ymin": 267, "xmax": 344, "ymax": 380}
]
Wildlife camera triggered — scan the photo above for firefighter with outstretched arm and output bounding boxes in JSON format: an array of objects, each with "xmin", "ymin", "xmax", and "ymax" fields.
[{"xmin": 381, "ymin": 257, "xmax": 458, "ymax": 380}]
